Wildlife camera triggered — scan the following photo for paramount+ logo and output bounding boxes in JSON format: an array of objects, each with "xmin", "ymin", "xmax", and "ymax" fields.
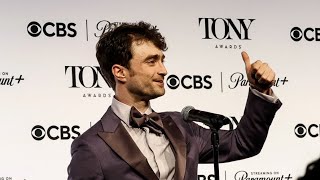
[
  {"xmin": 294, "ymin": 123, "xmax": 320, "ymax": 138},
  {"xmin": 27, "ymin": 21, "xmax": 77, "ymax": 37},
  {"xmin": 31, "ymin": 125, "xmax": 80, "ymax": 141},
  {"xmin": 166, "ymin": 74, "xmax": 212, "ymax": 90}
]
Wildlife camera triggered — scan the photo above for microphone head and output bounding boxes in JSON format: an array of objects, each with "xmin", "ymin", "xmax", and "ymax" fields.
[{"xmin": 181, "ymin": 106, "xmax": 195, "ymax": 121}]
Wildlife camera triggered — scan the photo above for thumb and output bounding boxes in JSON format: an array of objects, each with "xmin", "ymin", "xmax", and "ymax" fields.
[{"xmin": 241, "ymin": 51, "xmax": 251, "ymax": 72}]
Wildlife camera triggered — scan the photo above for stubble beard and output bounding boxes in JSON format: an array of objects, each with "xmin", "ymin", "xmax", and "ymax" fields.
[
  {"xmin": 128, "ymin": 83, "xmax": 165, "ymax": 101},
  {"xmin": 127, "ymin": 68, "xmax": 165, "ymax": 101}
]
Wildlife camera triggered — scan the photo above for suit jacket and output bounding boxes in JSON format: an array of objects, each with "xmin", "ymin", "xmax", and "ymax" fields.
[{"xmin": 68, "ymin": 90, "xmax": 281, "ymax": 180}]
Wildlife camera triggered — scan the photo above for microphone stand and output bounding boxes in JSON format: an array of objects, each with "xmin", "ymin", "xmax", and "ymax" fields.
[
  {"xmin": 211, "ymin": 126, "xmax": 220, "ymax": 180},
  {"xmin": 182, "ymin": 106, "xmax": 231, "ymax": 180},
  {"xmin": 209, "ymin": 116, "xmax": 227, "ymax": 180}
]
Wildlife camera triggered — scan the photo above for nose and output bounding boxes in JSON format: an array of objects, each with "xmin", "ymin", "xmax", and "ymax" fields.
[{"xmin": 158, "ymin": 61, "xmax": 167, "ymax": 76}]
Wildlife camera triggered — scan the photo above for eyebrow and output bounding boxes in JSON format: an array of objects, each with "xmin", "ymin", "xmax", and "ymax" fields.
[{"xmin": 144, "ymin": 54, "xmax": 165, "ymax": 61}]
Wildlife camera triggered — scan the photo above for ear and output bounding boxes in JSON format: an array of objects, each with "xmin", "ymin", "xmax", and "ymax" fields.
[{"xmin": 112, "ymin": 64, "xmax": 127, "ymax": 83}]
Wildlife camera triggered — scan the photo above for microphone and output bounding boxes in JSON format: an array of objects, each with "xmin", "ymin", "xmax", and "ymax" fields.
[{"xmin": 181, "ymin": 106, "xmax": 230, "ymax": 129}]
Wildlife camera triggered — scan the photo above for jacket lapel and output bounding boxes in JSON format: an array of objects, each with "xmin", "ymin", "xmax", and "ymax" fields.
[
  {"xmin": 161, "ymin": 114, "xmax": 187, "ymax": 180},
  {"xmin": 98, "ymin": 107, "xmax": 158, "ymax": 180}
]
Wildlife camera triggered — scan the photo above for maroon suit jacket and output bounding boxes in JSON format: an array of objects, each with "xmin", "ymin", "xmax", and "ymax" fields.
[{"xmin": 68, "ymin": 91, "xmax": 281, "ymax": 180}]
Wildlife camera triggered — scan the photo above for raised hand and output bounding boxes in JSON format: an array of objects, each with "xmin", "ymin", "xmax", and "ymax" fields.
[{"xmin": 241, "ymin": 51, "xmax": 275, "ymax": 95}]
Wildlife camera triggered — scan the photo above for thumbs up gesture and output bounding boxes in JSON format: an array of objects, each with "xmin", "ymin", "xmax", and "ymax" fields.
[{"xmin": 241, "ymin": 51, "xmax": 275, "ymax": 95}]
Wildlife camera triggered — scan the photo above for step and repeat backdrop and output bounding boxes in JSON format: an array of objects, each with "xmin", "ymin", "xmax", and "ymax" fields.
[{"xmin": 1, "ymin": 0, "xmax": 320, "ymax": 179}]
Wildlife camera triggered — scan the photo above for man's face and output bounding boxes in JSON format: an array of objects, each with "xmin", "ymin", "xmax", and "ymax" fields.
[{"xmin": 125, "ymin": 40, "xmax": 167, "ymax": 101}]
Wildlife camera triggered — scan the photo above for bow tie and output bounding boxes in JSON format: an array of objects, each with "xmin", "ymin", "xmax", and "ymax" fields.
[{"xmin": 129, "ymin": 106, "xmax": 164, "ymax": 135}]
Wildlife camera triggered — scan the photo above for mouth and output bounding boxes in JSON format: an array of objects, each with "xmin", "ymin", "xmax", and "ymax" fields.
[{"xmin": 154, "ymin": 80, "xmax": 164, "ymax": 86}]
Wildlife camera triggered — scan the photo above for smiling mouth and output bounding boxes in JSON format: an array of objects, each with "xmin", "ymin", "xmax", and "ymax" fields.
[{"xmin": 154, "ymin": 80, "xmax": 164, "ymax": 86}]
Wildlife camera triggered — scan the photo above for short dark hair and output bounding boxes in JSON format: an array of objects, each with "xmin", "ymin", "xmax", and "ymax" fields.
[{"xmin": 96, "ymin": 21, "xmax": 168, "ymax": 90}]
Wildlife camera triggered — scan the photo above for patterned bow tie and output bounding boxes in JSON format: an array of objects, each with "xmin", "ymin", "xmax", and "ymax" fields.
[{"xmin": 129, "ymin": 106, "xmax": 164, "ymax": 135}]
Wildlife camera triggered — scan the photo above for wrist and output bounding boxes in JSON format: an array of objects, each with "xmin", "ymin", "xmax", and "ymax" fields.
[{"xmin": 250, "ymin": 83, "xmax": 272, "ymax": 95}]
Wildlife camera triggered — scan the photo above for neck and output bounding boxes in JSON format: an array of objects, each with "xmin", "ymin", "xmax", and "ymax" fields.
[{"xmin": 114, "ymin": 88, "xmax": 150, "ymax": 113}]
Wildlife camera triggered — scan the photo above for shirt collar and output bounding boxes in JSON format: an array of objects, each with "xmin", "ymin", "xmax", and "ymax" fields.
[{"xmin": 111, "ymin": 97, "xmax": 153, "ymax": 126}]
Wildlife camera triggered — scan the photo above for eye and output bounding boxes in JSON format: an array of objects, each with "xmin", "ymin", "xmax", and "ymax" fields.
[
  {"xmin": 146, "ymin": 58, "xmax": 157, "ymax": 65},
  {"xmin": 31, "ymin": 125, "xmax": 46, "ymax": 140},
  {"xmin": 147, "ymin": 59, "xmax": 156, "ymax": 63}
]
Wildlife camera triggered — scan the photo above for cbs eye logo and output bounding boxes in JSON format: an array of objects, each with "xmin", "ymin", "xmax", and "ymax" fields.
[
  {"xmin": 294, "ymin": 123, "xmax": 319, "ymax": 138},
  {"xmin": 31, "ymin": 125, "xmax": 80, "ymax": 141},
  {"xmin": 290, "ymin": 27, "xmax": 303, "ymax": 42},
  {"xmin": 27, "ymin": 21, "xmax": 77, "ymax": 37},
  {"xmin": 166, "ymin": 75, "xmax": 180, "ymax": 89},
  {"xmin": 290, "ymin": 26, "xmax": 320, "ymax": 42},
  {"xmin": 166, "ymin": 74, "xmax": 213, "ymax": 90},
  {"xmin": 31, "ymin": 125, "xmax": 46, "ymax": 140}
]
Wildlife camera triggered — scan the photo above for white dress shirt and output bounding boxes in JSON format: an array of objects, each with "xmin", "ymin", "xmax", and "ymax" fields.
[{"xmin": 111, "ymin": 98, "xmax": 175, "ymax": 180}]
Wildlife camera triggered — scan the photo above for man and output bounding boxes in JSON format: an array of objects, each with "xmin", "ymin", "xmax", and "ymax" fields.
[{"xmin": 68, "ymin": 21, "xmax": 281, "ymax": 180}]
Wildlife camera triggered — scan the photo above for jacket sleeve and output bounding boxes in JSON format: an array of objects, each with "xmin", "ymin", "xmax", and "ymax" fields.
[
  {"xmin": 193, "ymin": 89, "xmax": 282, "ymax": 163},
  {"xmin": 67, "ymin": 138, "xmax": 105, "ymax": 180}
]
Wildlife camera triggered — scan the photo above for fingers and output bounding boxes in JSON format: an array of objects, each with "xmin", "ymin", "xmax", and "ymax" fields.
[
  {"xmin": 251, "ymin": 61, "xmax": 275, "ymax": 88},
  {"xmin": 242, "ymin": 51, "xmax": 276, "ymax": 92},
  {"xmin": 241, "ymin": 51, "xmax": 251, "ymax": 72},
  {"xmin": 251, "ymin": 60, "xmax": 262, "ymax": 79},
  {"xmin": 241, "ymin": 51, "xmax": 250, "ymax": 64},
  {"xmin": 258, "ymin": 68, "xmax": 271, "ymax": 83}
]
